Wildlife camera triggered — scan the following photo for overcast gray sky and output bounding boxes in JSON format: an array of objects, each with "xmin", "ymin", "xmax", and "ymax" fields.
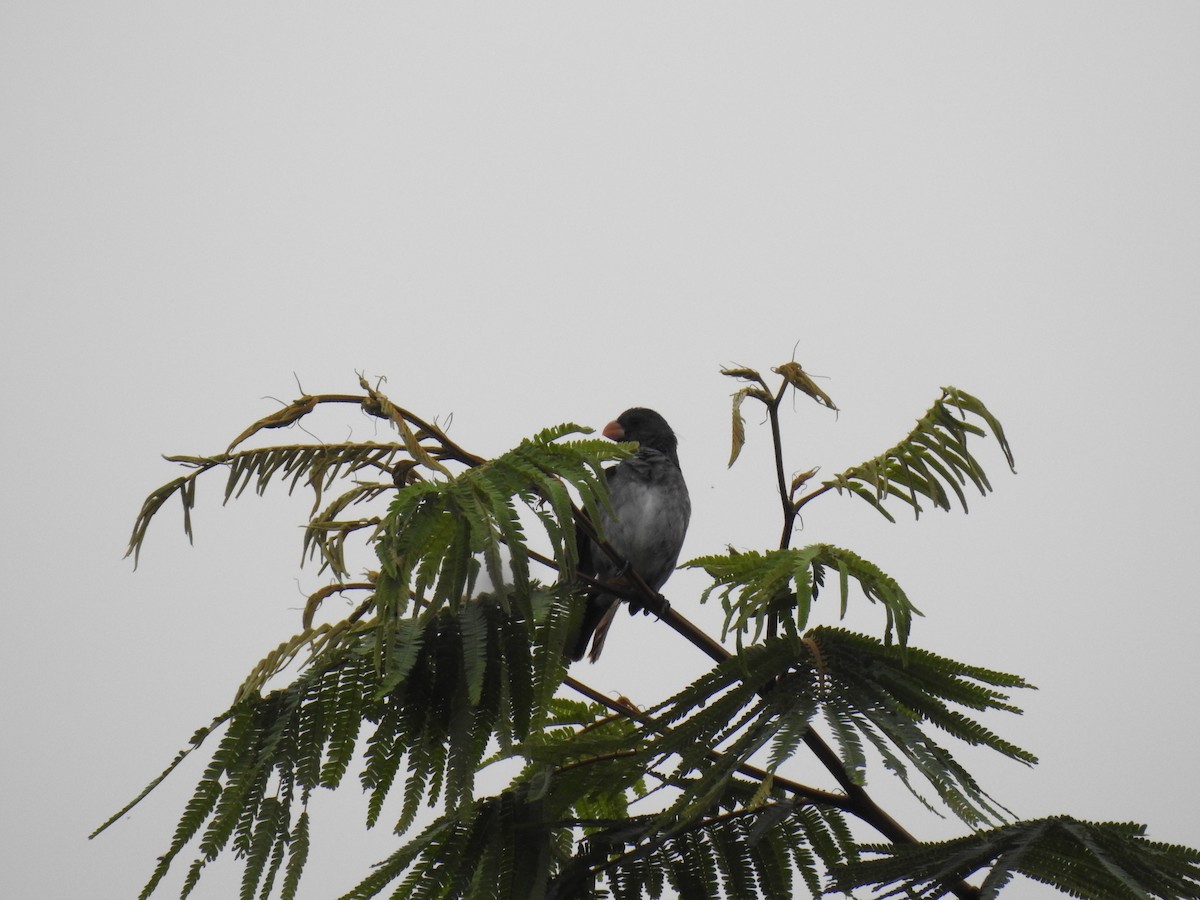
[{"xmin": 3, "ymin": 4, "xmax": 1198, "ymax": 898}]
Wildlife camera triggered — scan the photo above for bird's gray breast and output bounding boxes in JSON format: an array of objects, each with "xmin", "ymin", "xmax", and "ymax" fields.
[{"xmin": 598, "ymin": 450, "xmax": 691, "ymax": 591}]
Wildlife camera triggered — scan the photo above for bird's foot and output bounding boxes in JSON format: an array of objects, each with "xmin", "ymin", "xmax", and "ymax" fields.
[{"xmin": 629, "ymin": 592, "xmax": 670, "ymax": 618}]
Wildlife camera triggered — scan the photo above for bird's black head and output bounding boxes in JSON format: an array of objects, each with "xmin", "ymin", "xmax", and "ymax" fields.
[{"xmin": 604, "ymin": 407, "xmax": 680, "ymax": 467}]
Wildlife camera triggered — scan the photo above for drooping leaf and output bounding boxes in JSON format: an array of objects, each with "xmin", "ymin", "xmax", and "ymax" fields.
[
  {"xmin": 126, "ymin": 443, "xmax": 417, "ymax": 565},
  {"xmin": 817, "ymin": 386, "xmax": 1015, "ymax": 521},
  {"xmin": 684, "ymin": 544, "xmax": 920, "ymax": 648},
  {"xmin": 835, "ymin": 816, "xmax": 1200, "ymax": 900},
  {"xmin": 805, "ymin": 628, "xmax": 1036, "ymax": 827}
]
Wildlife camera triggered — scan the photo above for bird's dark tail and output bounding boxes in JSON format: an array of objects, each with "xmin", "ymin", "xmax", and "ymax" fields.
[{"xmin": 568, "ymin": 595, "xmax": 617, "ymax": 662}]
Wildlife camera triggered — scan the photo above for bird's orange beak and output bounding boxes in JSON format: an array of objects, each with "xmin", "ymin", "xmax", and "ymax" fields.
[{"xmin": 603, "ymin": 420, "xmax": 625, "ymax": 441}]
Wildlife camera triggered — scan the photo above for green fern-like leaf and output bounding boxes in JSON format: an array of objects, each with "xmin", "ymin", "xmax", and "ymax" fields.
[
  {"xmin": 126, "ymin": 442, "xmax": 418, "ymax": 566},
  {"xmin": 836, "ymin": 816, "xmax": 1200, "ymax": 899},
  {"xmin": 809, "ymin": 628, "xmax": 1035, "ymax": 827},
  {"xmin": 562, "ymin": 780, "xmax": 854, "ymax": 900},
  {"xmin": 817, "ymin": 386, "xmax": 1015, "ymax": 522},
  {"xmin": 341, "ymin": 781, "xmax": 562, "ymax": 900},
  {"xmin": 685, "ymin": 544, "xmax": 920, "ymax": 648}
]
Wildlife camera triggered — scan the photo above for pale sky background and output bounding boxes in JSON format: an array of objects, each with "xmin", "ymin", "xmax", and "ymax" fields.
[{"xmin": 3, "ymin": 4, "xmax": 1199, "ymax": 899}]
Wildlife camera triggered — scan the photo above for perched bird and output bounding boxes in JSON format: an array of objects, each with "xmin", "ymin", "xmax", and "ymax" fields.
[{"xmin": 569, "ymin": 408, "xmax": 691, "ymax": 663}]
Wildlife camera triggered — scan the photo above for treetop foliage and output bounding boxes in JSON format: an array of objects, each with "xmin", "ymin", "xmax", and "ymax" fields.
[{"xmin": 96, "ymin": 367, "xmax": 1200, "ymax": 899}]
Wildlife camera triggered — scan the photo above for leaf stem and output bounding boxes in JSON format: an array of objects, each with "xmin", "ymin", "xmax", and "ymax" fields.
[{"xmin": 768, "ymin": 381, "xmax": 794, "ymax": 550}]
